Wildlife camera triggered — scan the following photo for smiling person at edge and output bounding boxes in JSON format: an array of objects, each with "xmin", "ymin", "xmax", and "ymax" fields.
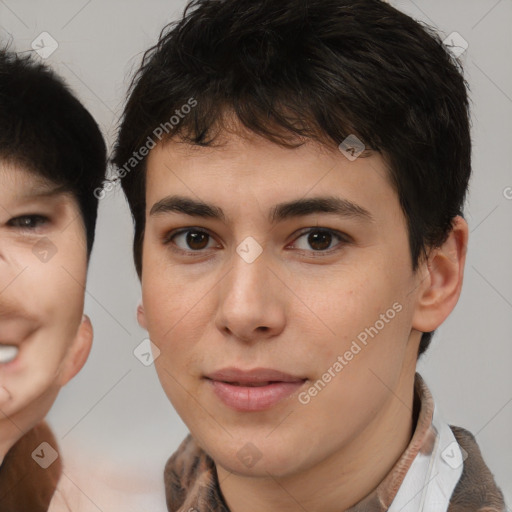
[
  {"xmin": 0, "ymin": 49, "xmax": 106, "ymax": 511},
  {"xmin": 112, "ymin": 1, "xmax": 506, "ymax": 511}
]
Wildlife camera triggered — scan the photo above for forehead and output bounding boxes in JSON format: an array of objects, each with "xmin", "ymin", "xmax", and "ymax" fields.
[
  {"xmin": 0, "ymin": 160, "xmax": 68, "ymax": 199},
  {"xmin": 144, "ymin": 131, "xmax": 401, "ymax": 226}
]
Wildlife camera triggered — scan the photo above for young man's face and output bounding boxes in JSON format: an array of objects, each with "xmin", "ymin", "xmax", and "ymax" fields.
[
  {"xmin": 139, "ymin": 128, "xmax": 429, "ymax": 478},
  {"xmin": 0, "ymin": 162, "xmax": 91, "ymax": 447}
]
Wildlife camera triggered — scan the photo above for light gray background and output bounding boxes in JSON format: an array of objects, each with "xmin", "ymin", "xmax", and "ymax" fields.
[{"xmin": 1, "ymin": 0, "xmax": 511, "ymax": 507}]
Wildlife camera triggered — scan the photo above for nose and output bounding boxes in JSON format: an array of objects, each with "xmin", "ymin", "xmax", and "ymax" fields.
[{"xmin": 214, "ymin": 250, "xmax": 286, "ymax": 343}]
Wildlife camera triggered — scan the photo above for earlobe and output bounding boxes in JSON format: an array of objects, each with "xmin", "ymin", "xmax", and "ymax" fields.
[
  {"xmin": 411, "ymin": 216, "xmax": 468, "ymax": 333},
  {"xmin": 58, "ymin": 314, "xmax": 94, "ymax": 387},
  {"xmin": 137, "ymin": 301, "xmax": 147, "ymax": 330}
]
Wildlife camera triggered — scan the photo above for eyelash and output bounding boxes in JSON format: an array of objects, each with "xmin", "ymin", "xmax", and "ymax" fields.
[
  {"xmin": 163, "ymin": 227, "xmax": 350, "ymax": 257},
  {"xmin": 7, "ymin": 215, "xmax": 49, "ymax": 230}
]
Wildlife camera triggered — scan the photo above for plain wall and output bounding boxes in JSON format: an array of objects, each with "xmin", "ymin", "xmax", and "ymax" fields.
[{"xmin": 1, "ymin": 0, "xmax": 511, "ymax": 507}]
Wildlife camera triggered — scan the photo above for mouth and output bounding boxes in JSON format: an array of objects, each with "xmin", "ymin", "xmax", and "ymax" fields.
[
  {"xmin": 219, "ymin": 381, "xmax": 286, "ymax": 387},
  {"xmin": 0, "ymin": 317, "xmax": 37, "ymax": 367},
  {"xmin": 205, "ymin": 367, "xmax": 307, "ymax": 411},
  {"xmin": 0, "ymin": 344, "xmax": 20, "ymax": 364}
]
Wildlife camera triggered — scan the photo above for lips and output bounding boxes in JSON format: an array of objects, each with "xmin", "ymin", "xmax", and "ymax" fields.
[
  {"xmin": 207, "ymin": 367, "xmax": 305, "ymax": 383},
  {"xmin": 205, "ymin": 367, "xmax": 307, "ymax": 411},
  {"xmin": 225, "ymin": 381, "xmax": 275, "ymax": 387}
]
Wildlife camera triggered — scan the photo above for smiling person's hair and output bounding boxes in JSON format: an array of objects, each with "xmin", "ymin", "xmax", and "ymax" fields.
[
  {"xmin": 113, "ymin": 0, "xmax": 471, "ymax": 356},
  {"xmin": 0, "ymin": 46, "xmax": 107, "ymax": 258}
]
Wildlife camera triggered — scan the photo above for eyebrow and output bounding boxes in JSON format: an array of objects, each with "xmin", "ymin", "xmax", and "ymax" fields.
[{"xmin": 150, "ymin": 195, "xmax": 374, "ymax": 224}]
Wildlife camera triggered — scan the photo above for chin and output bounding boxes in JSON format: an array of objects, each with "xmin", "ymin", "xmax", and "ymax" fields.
[
  {"xmin": 206, "ymin": 437, "xmax": 306, "ymax": 479},
  {"xmin": 217, "ymin": 455, "xmax": 292, "ymax": 478}
]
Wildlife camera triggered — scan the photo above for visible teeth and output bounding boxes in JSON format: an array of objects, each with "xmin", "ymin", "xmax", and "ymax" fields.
[{"xmin": 0, "ymin": 345, "xmax": 19, "ymax": 364}]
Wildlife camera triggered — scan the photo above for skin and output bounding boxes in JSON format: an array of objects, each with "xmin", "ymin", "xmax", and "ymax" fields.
[
  {"xmin": 138, "ymin": 125, "xmax": 468, "ymax": 512},
  {"xmin": 0, "ymin": 162, "xmax": 93, "ymax": 464}
]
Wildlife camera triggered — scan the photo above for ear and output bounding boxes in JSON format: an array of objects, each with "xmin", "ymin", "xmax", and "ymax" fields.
[
  {"xmin": 137, "ymin": 301, "xmax": 148, "ymax": 330},
  {"xmin": 411, "ymin": 216, "xmax": 469, "ymax": 333},
  {"xmin": 58, "ymin": 314, "xmax": 93, "ymax": 387}
]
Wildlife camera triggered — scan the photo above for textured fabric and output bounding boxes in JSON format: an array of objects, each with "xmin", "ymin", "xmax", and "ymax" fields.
[
  {"xmin": 164, "ymin": 374, "xmax": 507, "ymax": 512},
  {"xmin": 0, "ymin": 421, "xmax": 62, "ymax": 512}
]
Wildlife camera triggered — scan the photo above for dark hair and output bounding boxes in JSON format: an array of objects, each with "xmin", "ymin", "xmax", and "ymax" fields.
[
  {"xmin": 113, "ymin": 0, "xmax": 471, "ymax": 356},
  {"xmin": 0, "ymin": 48, "xmax": 107, "ymax": 258}
]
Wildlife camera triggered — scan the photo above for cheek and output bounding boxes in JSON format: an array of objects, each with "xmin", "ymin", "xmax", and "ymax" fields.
[
  {"xmin": 142, "ymin": 276, "xmax": 182, "ymax": 342},
  {"xmin": 30, "ymin": 239, "xmax": 88, "ymax": 338},
  {"xmin": 141, "ymin": 260, "xmax": 213, "ymax": 344},
  {"xmin": 45, "ymin": 254, "xmax": 87, "ymax": 307},
  {"xmin": 303, "ymin": 270, "xmax": 411, "ymax": 373},
  {"xmin": 296, "ymin": 271, "xmax": 378, "ymax": 343}
]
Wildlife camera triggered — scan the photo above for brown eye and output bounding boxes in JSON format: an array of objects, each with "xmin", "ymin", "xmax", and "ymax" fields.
[
  {"xmin": 307, "ymin": 230, "xmax": 333, "ymax": 251},
  {"xmin": 291, "ymin": 228, "xmax": 349, "ymax": 254},
  {"xmin": 165, "ymin": 228, "xmax": 217, "ymax": 252},
  {"xmin": 186, "ymin": 231, "xmax": 210, "ymax": 250}
]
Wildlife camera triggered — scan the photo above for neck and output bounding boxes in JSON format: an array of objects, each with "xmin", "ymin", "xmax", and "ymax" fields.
[{"xmin": 217, "ymin": 371, "xmax": 417, "ymax": 512}]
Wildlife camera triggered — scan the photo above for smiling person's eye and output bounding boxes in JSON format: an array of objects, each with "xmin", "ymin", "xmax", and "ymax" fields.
[
  {"xmin": 291, "ymin": 228, "xmax": 350, "ymax": 254},
  {"xmin": 7, "ymin": 215, "xmax": 49, "ymax": 230}
]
